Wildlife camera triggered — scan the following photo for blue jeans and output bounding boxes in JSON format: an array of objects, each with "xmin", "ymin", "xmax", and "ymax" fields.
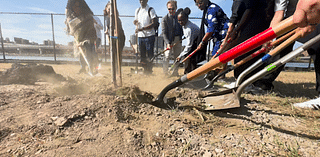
[{"xmin": 138, "ymin": 35, "xmax": 155, "ymax": 62}]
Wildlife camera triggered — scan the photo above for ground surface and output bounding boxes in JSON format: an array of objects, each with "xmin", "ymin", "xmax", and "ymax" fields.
[{"xmin": 0, "ymin": 63, "xmax": 319, "ymax": 157}]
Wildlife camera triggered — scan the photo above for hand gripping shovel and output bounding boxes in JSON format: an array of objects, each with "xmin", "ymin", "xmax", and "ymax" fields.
[
  {"xmin": 232, "ymin": 32, "xmax": 320, "ymax": 109},
  {"xmin": 203, "ymin": 28, "xmax": 303, "ymax": 110},
  {"xmin": 148, "ymin": 16, "xmax": 296, "ymax": 109},
  {"xmin": 151, "ymin": 37, "xmax": 186, "ymax": 62},
  {"xmin": 235, "ymin": 29, "xmax": 302, "ymax": 87},
  {"xmin": 203, "ymin": 28, "xmax": 297, "ymax": 90}
]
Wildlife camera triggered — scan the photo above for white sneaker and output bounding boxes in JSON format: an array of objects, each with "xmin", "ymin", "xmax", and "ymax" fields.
[{"xmin": 294, "ymin": 97, "xmax": 320, "ymax": 110}]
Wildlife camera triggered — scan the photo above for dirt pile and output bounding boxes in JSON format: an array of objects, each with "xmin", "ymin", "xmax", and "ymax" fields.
[{"xmin": 0, "ymin": 63, "xmax": 66, "ymax": 85}]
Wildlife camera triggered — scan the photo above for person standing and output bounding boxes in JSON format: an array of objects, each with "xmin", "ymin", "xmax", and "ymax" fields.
[
  {"xmin": 65, "ymin": 0, "xmax": 99, "ymax": 75},
  {"xmin": 133, "ymin": 0, "xmax": 158, "ymax": 74},
  {"xmin": 103, "ymin": 1, "xmax": 126, "ymax": 67},
  {"xmin": 194, "ymin": 0, "xmax": 229, "ymax": 59},
  {"xmin": 217, "ymin": 0, "xmax": 272, "ymax": 87},
  {"xmin": 161, "ymin": 0, "xmax": 183, "ymax": 76},
  {"xmin": 293, "ymin": 25, "xmax": 320, "ymax": 110},
  {"xmin": 252, "ymin": 0, "xmax": 298, "ymax": 91},
  {"xmin": 176, "ymin": 8, "xmax": 200, "ymax": 74}
]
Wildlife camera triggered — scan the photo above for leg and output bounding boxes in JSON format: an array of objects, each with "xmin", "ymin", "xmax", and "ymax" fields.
[
  {"xmin": 163, "ymin": 46, "xmax": 170, "ymax": 74},
  {"xmin": 308, "ymin": 48, "xmax": 320, "ymax": 95},
  {"xmin": 145, "ymin": 36, "xmax": 155, "ymax": 74},
  {"xmin": 138, "ymin": 37, "xmax": 147, "ymax": 72},
  {"xmin": 171, "ymin": 36, "xmax": 182, "ymax": 76},
  {"xmin": 254, "ymin": 43, "xmax": 294, "ymax": 90}
]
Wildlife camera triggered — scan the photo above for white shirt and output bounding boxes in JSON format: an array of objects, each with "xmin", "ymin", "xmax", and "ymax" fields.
[
  {"xmin": 178, "ymin": 21, "xmax": 200, "ymax": 58},
  {"xmin": 134, "ymin": 4, "xmax": 157, "ymax": 37},
  {"xmin": 274, "ymin": 0, "xmax": 298, "ymax": 18}
]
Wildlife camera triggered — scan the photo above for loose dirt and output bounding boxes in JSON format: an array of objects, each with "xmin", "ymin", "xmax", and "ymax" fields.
[{"xmin": 0, "ymin": 63, "xmax": 319, "ymax": 157}]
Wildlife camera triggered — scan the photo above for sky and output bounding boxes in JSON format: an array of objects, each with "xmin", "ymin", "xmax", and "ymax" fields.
[
  {"xmin": 0, "ymin": 0, "xmax": 303, "ymax": 49},
  {"xmin": 0, "ymin": 0, "xmax": 233, "ymax": 47}
]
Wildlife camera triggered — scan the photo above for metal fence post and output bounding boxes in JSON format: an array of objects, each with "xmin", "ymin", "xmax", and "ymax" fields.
[
  {"xmin": 51, "ymin": 14, "xmax": 56, "ymax": 62},
  {"xmin": 0, "ymin": 23, "xmax": 5, "ymax": 61},
  {"xmin": 103, "ymin": 14, "xmax": 107, "ymax": 62}
]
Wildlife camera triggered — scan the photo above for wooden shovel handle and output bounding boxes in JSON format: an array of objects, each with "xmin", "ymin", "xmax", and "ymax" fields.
[
  {"xmin": 181, "ymin": 48, "xmax": 198, "ymax": 63},
  {"xmin": 271, "ymin": 28, "xmax": 297, "ymax": 47},
  {"xmin": 185, "ymin": 16, "xmax": 295, "ymax": 81},
  {"xmin": 234, "ymin": 28, "xmax": 298, "ymax": 67},
  {"xmin": 268, "ymin": 29, "xmax": 303, "ymax": 57}
]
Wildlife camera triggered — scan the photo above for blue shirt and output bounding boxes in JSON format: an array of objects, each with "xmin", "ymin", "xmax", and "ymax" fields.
[{"xmin": 204, "ymin": 2, "xmax": 229, "ymax": 39}]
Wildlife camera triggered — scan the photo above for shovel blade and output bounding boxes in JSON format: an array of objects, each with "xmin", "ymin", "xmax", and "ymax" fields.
[{"xmin": 203, "ymin": 92, "xmax": 240, "ymax": 110}]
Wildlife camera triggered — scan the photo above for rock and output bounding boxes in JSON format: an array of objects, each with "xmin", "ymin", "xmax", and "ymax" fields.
[
  {"xmin": 54, "ymin": 117, "xmax": 68, "ymax": 126},
  {"xmin": 203, "ymin": 151, "xmax": 212, "ymax": 157}
]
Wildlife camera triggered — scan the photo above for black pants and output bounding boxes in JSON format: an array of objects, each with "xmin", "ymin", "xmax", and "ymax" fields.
[
  {"xmin": 308, "ymin": 48, "xmax": 320, "ymax": 94},
  {"xmin": 234, "ymin": 46, "xmax": 266, "ymax": 84},
  {"xmin": 254, "ymin": 43, "xmax": 295, "ymax": 89}
]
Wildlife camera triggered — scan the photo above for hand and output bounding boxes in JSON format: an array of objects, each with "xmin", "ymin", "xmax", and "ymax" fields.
[
  {"xmin": 293, "ymin": 0, "xmax": 320, "ymax": 27},
  {"xmin": 176, "ymin": 57, "xmax": 181, "ymax": 62},
  {"xmin": 197, "ymin": 41, "xmax": 206, "ymax": 50},
  {"xmin": 227, "ymin": 29, "xmax": 240, "ymax": 43},
  {"xmin": 167, "ymin": 44, "xmax": 171, "ymax": 50},
  {"xmin": 135, "ymin": 28, "xmax": 143, "ymax": 33},
  {"xmin": 133, "ymin": 20, "xmax": 138, "ymax": 25},
  {"xmin": 298, "ymin": 25, "xmax": 316, "ymax": 37},
  {"xmin": 262, "ymin": 40, "xmax": 272, "ymax": 51}
]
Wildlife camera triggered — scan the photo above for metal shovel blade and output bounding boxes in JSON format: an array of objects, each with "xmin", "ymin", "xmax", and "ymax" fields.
[{"xmin": 203, "ymin": 87, "xmax": 240, "ymax": 110}]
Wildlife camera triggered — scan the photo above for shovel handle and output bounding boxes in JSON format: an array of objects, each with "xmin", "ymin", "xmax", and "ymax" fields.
[
  {"xmin": 233, "ymin": 28, "xmax": 297, "ymax": 68},
  {"xmin": 181, "ymin": 48, "xmax": 198, "ymax": 63},
  {"xmin": 267, "ymin": 29, "xmax": 303, "ymax": 57},
  {"xmin": 152, "ymin": 37, "xmax": 186, "ymax": 61},
  {"xmin": 155, "ymin": 16, "xmax": 295, "ymax": 103},
  {"xmin": 271, "ymin": 28, "xmax": 297, "ymax": 47},
  {"xmin": 129, "ymin": 40, "xmax": 137, "ymax": 54},
  {"xmin": 185, "ymin": 16, "xmax": 295, "ymax": 81}
]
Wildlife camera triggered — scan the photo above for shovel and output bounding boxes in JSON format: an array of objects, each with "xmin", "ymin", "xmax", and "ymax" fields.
[
  {"xmin": 203, "ymin": 28, "xmax": 297, "ymax": 90},
  {"xmin": 231, "ymin": 32, "xmax": 320, "ymax": 109},
  {"xmin": 235, "ymin": 28, "xmax": 303, "ymax": 87},
  {"xmin": 148, "ymin": 16, "xmax": 296, "ymax": 109},
  {"xmin": 129, "ymin": 40, "xmax": 140, "ymax": 74},
  {"xmin": 203, "ymin": 28, "xmax": 303, "ymax": 110},
  {"xmin": 78, "ymin": 44, "xmax": 94, "ymax": 76},
  {"xmin": 151, "ymin": 37, "xmax": 186, "ymax": 62}
]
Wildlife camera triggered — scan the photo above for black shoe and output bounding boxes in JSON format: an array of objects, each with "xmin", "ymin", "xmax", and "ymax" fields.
[{"xmin": 253, "ymin": 81, "xmax": 274, "ymax": 91}]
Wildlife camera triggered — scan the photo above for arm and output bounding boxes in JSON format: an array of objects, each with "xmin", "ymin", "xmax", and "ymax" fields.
[
  {"xmin": 227, "ymin": 9, "xmax": 253, "ymax": 42},
  {"xmin": 177, "ymin": 27, "xmax": 193, "ymax": 59},
  {"xmin": 197, "ymin": 32, "xmax": 214, "ymax": 50},
  {"xmin": 270, "ymin": 10, "xmax": 285, "ymax": 28}
]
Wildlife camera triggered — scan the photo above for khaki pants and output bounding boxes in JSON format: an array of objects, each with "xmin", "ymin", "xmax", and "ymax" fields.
[{"xmin": 163, "ymin": 36, "xmax": 182, "ymax": 74}]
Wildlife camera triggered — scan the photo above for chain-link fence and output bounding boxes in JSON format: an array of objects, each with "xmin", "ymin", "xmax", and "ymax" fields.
[{"xmin": 0, "ymin": 12, "xmax": 202, "ymax": 65}]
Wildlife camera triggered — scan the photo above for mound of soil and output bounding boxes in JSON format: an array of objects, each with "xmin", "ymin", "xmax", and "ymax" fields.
[{"xmin": 0, "ymin": 63, "xmax": 66, "ymax": 85}]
